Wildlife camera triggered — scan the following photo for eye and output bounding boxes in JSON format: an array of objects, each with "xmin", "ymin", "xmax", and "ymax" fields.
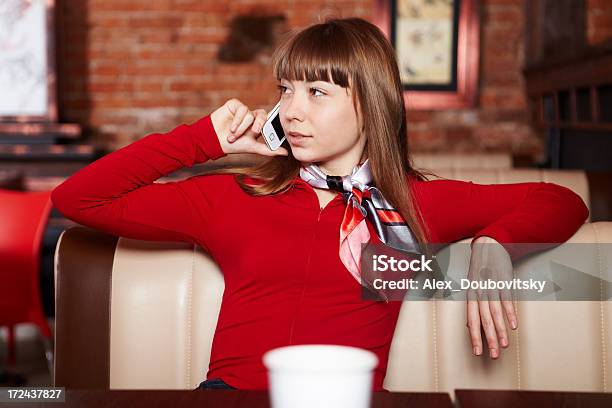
[
  {"xmin": 277, "ymin": 85, "xmax": 289, "ymax": 95},
  {"xmin": 310, "ymin": 87, "xmax": 325, "ymax": 97}
]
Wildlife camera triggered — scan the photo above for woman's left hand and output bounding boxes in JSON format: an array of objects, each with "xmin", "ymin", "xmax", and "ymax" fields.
[{"xmin": 466, "ymin": 236, "xmax": 518, "ymax": 359}]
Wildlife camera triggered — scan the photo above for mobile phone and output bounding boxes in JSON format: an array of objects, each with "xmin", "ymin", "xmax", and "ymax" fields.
[{"xmin": 261, "ymin": 100, "xmax": 286, "ymax": 150}]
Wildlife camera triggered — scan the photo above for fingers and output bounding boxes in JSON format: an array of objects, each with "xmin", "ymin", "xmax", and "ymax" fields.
[
  {"xmin": 228, "ymin": 108, "xmax": 269, "ymax": 143},
  {"xmin": 250, "ymin": 109, "xmax": 267, "ymax": 135},
  {"xmin": 466, "ymin": 300, "xmax": 483, "ymax": 356},
  {"xmin": 467, "ymin": 291, "xmax": 517, "ymax": 360},
  {"xmin": 233, "ymin": 110, "xmax": 255, "ymax": 138},
  {"xmin": 478, "ymin": 300, "xmax": 500, "ymax": 359},
  {"xmin": 221, "ymin": 101, "xmax": 288, "ymax": 156},
  {"xmin": 502, "ymin": 299, "xmax": 518, "ymax": 330},
  {"xmin": 227, "ymin": 100, "xmax": 246, "ymax": 131},
  {"xmin": 253, "ymin": 140, "xmax": 289, "ymax": 157},
  {"xmin": 228, "ymin": 105, "xmax": 251, "ymax": 141},
  {"xmin": 467, "ymin": 295, "xmax": 506, "ymax": 359},
  {"xmin": 489, "ymin": 300, "xmax": 509, "ymax": 349}
]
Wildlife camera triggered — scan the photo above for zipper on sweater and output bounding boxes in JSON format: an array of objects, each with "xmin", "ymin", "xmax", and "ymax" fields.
[{"xmin": 287, "ymin": 206, "xmax": 323, "ymax": 345}]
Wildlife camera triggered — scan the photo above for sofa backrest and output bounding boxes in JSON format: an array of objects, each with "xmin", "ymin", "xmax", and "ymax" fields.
[
  {"xmin": 411, "ymin": 153, "xmax": 512, "ymax": 171},
  {"xmin": 197, "ymin": 153, "xmax": 514, "ymax": 173},
  {"xmin": 54, "ymin": 223, "xmax": 612, "ymax": 396}
]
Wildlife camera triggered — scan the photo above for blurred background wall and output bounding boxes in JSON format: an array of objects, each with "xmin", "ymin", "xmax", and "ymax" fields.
[{"xmin": 52, "ymin": 0, "xmax": 612, "ymax": 160}]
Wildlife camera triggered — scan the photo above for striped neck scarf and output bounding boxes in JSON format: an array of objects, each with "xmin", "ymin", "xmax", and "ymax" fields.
[{"xmin": 299, "ymin": 159, "xmax": 420, "ymax": 291}]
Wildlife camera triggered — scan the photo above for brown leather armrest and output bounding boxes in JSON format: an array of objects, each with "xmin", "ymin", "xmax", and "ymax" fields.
[
  {"xmin": 54, "ymin": 227, "xmax": 118, "ymax": 389},
  {"xmin": 587, "ymin": 171, "xmax": 612, "ymax": 221}
]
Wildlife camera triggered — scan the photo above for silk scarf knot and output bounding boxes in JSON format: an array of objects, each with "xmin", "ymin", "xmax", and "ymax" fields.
[{"xmin": 299, "ymin": 159, "xmax": 421, "ymax": 299}]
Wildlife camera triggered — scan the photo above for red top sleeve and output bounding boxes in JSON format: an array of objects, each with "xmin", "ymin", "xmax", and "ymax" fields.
[
  {"xmin": 51, "ymin": 115, "xmax": 227, "ymax": 249},
  {"xmin": 411, "ymin": 178, "xmax": 590, "ymax": 259}
]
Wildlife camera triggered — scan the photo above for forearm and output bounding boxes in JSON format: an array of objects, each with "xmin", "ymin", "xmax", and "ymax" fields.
[{"xmin": 52, "ymin": 115, "xmax": 224, "ymax": 219}]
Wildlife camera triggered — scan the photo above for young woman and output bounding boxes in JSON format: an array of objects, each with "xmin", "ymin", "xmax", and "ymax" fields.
[{"xmin": 51, "ymin": 18, "xmax": 588, "ymax": 391}]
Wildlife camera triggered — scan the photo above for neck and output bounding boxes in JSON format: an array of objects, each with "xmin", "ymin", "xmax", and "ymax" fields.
[{"xmin": 309, "ymin": 152, "xmax": 366, "ymax": 177}]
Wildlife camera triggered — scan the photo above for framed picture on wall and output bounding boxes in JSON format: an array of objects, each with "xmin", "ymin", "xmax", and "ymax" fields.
[
  {"xmin": 0, "ymin": 0, "xmax": 57, "ymax": 122},
  {"xmin": 375, "ymin": 0, "xmax": 480, "ymax": 110}
]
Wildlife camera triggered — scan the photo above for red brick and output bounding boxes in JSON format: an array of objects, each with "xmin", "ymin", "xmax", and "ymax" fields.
[
  {"xmin": 168, "ymin": 81, "xmax": 196, "ymax": 92},
  {"xmin": 480, "ymin": 88, "xmax": 526, "ymax": 111},
  {"xmin": 407, "ymin": 110, "xmax": 434, "ymax": 123},
  {"xmin": 176, "ymin": 1, "xmax": 231, "ymax": 13},
  {"xmin": 123, "ymin": 63, "xmax": 180, "ymax": 76},
  {"xmin": 89, "ymin": 16, "xmax": 131, "ymax": 28},
  {"xmin": 591, "ymin": 12, "xmax": 612, "ymax": 23},
  {"xmin": 91, "ymin": 64, "xmax": 121, "ymax": 76},
  {"xmin": 587, "ymin": 0, "xmax": 612, "ymax": 10},
  {"xmin": 128, "ymin": 16, "xmax": 184, "ymax": 29},
  {"xmin": 136, "ymin": 82, "xmax": 164, "ymax": 93},
  {"xmin": 137, "ymin": 49, "xmax": 190, "ymax": 60},
  {"xmin": 445, "ymin": 127, "xmax": 474, "ymax": 142},
  {"xmin": 137, "ymin": 31, "xmax": 177, "ymax": 43},
  {"xmin": 88, "ymin": 82, "xmax": 135, "ymax": 93}
]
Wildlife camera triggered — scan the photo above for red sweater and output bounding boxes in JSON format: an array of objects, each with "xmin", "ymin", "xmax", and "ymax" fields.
[{"xmin": 51, "ymin": 115, "xmax": 589, "ymax": 391}]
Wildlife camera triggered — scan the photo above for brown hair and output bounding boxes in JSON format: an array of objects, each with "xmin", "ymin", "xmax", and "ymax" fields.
[{"xmin": 209, "ymin": 17, "xmax": 431, "ymax": 244}]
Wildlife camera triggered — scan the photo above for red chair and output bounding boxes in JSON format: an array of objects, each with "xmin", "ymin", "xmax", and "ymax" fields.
[{"xmin": 0, "ymin": 189, "xmax": 53, "ymax": 373}]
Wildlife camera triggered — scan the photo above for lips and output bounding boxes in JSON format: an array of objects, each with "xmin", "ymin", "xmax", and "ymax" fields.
[
  {"xmin": 286, "ymin": 131, "xmax": 311, "ymax": 146},
  {"xmin": 287, "ymin": 131, "xmax": 310, "ymax": 138}
]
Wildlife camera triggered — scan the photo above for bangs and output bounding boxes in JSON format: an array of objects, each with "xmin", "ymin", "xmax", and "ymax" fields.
[{"xmin": 272, "ymin": 23, "xmax": 353, "ymax": 88}]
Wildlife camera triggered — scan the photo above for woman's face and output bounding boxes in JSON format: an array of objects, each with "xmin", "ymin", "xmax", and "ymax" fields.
[{"xmin": 278, "ymin": 77, "xmax": 365, "ymax": 172}]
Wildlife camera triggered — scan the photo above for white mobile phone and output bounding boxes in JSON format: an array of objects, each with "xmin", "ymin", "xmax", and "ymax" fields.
[{"xmin": 261, "ymin": 101, "xmax": 286, "ymax": 151}]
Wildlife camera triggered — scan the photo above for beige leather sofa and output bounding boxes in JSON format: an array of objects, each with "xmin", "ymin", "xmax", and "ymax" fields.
[
  {"xmin": 53, "ymin": 167, "xmax": 612, "ymax": 399},
  {"xmin": 411, "ymin": 153, "xmax": 512, "ymax": 171},
  {"xmin": 54, "ymin": 223, "xmax": 612, "ymax": 398}
]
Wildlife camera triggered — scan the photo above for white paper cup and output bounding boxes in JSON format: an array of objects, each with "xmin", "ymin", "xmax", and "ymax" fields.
[{"xmin": 263, "ymin": 345, "xmax": 378, "ymax": 408}]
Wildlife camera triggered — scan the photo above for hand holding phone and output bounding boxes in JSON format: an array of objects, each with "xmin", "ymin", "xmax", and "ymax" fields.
[{"xmin": 210, "ymin": 98, "xmax": 288, "ymax": 157}]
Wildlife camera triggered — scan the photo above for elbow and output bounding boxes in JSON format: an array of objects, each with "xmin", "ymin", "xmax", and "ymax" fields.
[
  {"xmin": 546, "ymin": 182, "xmax": 590, "ymax": 225},
  {"xmin": 561, "ymin": 183, "xmax": 589, "ymax": 223},
  {"xmin": 576, "ymin": 194, "xmax": 590, "ymax": 223},
  {"xmin": 51, "ymin": 181, "xmax": 79, "ymax": 220},
  {"xmin": 51, "ymin": 184, "xmax": 69, "ymax": 217}
]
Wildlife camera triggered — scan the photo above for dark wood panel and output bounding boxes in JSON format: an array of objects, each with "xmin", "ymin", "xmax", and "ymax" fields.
[
  {"xmin": 456, "ymin": 389, "xmax": 612, "ymax": 408},
  {"xmin": 525, "ymin": 0, "xmax": 586, "ymax": 67},
  {"xmin": 15, "ymin": 390, "xmax": 453, "ymax": 408},
  {"xmin": 525, "ymin": 38, "xmax": 612, "ymax": 169},
  {"xmin": 0, "ymin": 144, "xmax": 95, "ymax": 160},
  {"xmin": 0, "ymin": 123, "xmax": 81, "ymax": 138}
]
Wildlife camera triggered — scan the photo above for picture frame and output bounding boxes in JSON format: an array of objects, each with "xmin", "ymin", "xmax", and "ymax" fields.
[
  {"xmin": 374, "ymin": 0, "xmax": 480, "ymax": 110},
  {"xmin": 0, "ymin": 0, "xmax": 58, "ymax": 123}
]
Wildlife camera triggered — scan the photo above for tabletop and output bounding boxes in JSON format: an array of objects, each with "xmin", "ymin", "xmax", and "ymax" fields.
[
  {"xmin": 455, "ymin": 389, "xmax": 612, "ymax": 408},
  {"xmin": 12, "ymin": 389, "xmax": 453, "ymax": 408}
]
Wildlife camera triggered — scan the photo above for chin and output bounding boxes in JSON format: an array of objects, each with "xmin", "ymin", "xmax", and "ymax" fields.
[{"xmin": 290, "ymin": 148, "xmax": 324, "ymax": 163}]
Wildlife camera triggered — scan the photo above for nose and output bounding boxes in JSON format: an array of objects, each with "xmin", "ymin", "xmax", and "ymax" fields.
[{"xmin": 281, "ymin": 92, "xmax": 305, "ymax": 122}]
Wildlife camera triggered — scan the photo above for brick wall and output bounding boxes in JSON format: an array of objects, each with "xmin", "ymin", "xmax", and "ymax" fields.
[
  {"xmin": 587, "ymin": 0, "xmax": 612, "ymax": 45},
  {"xmin": 56, "ymin": 0, "xmax": 539, "ymax": 158}
]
